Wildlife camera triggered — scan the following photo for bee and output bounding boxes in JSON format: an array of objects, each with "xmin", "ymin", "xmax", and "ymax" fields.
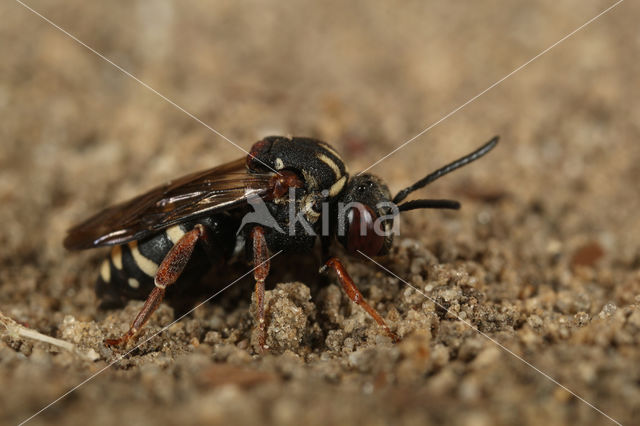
[{"xmin": 64, "ymin": 136, "xmax": 498, "ymax": 349}]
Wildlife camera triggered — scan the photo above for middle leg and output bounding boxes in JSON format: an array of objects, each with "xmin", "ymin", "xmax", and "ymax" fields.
[{"xmin": 250, "ymin": 226, "xmax": 270, "ymax": 351}]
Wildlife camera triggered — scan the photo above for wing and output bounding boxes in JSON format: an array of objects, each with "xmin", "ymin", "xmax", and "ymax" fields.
[{"xmin": 64, "ymin": 158, "xmax": 273, "ymax": 250}]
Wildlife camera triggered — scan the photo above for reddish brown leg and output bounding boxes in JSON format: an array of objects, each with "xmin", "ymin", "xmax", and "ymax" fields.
[
  {"xmin": 105, "ymin": 225, "xmax": 206, "ymax": 347},
  {"xmin": 320, "ymin": 257, "xmax": 399, "ymax": 343},
  {"xmin": 251, "ymin": 226, "xmax": 270, "ymax": 351}
]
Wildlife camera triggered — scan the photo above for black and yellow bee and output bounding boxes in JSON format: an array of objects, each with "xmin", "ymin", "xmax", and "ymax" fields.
[{"xmin": 64, "ymin": 136, "xmax": 498, "ymax": 349}]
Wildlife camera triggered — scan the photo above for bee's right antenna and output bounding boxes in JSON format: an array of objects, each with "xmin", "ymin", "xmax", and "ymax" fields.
[{"xmin": 393, "ymin": 136, "xmax": 499, "ymax": 205}]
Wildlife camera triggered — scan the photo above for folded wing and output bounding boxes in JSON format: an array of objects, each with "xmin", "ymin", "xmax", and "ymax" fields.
[{"xmin": 64, "ymin": 158, "xmax": 273, "ymax": 250}]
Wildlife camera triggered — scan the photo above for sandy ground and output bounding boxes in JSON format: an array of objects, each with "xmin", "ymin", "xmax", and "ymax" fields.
[{"xmin": 1, "ymin": 1, "xmax": 639, "ymax": 425}]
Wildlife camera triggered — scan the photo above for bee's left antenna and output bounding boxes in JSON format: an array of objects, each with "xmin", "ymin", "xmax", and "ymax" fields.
[{"xmin": 393, "ymin": 136, "xmax": 499, "ymax": 205}]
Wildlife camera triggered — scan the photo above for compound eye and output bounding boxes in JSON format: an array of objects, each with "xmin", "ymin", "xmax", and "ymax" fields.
[{"xmin": 346, "ymin": 204, "xmax": 385, "ymax": 256}]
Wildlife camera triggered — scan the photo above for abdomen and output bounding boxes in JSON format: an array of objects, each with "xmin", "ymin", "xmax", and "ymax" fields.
[{"xmin": 95, "ymin": 215, "xmax": 238, "ymax": 307}]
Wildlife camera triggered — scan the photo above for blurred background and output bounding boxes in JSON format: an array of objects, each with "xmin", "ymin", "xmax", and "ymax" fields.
[{"xmin": 1, "ymin": 0, "xmax": 638, "ymax": 425}]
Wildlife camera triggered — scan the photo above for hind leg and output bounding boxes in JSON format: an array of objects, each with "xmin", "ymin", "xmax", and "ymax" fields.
[{"xmin": 105, "ymin": 224, "xmax": 209, "ymax": 347}]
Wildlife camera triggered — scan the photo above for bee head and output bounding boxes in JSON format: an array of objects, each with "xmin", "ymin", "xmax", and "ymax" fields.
[
  {"xmin": 336, "ymin": 136, "xmax": 500, "ymax": 258},
  {"xmin": 336, "ymin": 174, "xmax": 395, "ymax": 257}
]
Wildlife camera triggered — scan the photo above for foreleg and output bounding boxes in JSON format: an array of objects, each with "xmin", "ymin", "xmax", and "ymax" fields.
[{"xmin": 320, "ymin": 257, "xmax": 399, "ymax": 343}]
